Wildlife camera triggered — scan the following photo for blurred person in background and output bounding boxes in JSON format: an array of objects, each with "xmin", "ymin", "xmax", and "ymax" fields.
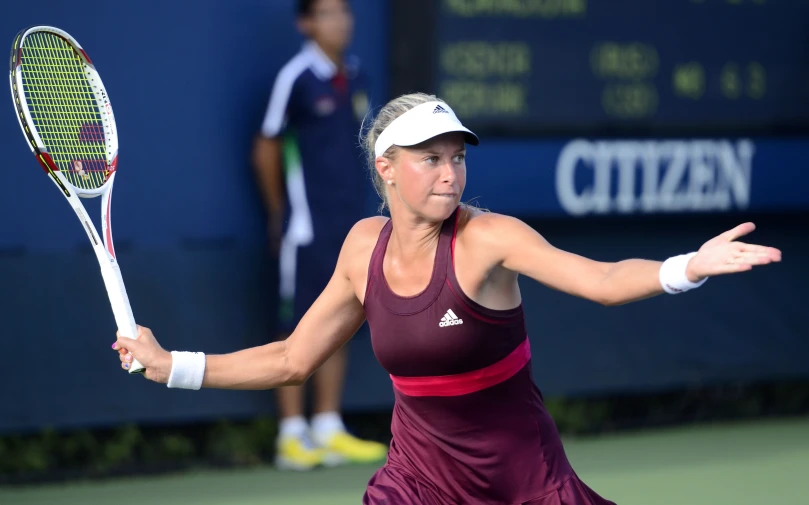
[{"xmin": 251, "ymin": 0, "xmax": 387, "ymax": 471}]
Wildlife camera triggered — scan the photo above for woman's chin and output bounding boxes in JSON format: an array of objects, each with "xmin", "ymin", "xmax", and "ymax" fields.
[{"xmin": 429, "ymin": 195, "xmax": 460, "ymax": 216}]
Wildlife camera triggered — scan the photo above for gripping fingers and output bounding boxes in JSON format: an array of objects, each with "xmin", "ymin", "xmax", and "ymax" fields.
[{"xmin": 120, "ymin": 352, "xmax": 133, "ymax": 370}]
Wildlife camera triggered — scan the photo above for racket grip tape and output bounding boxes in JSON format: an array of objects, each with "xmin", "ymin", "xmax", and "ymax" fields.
[{"xmin": 99, "ymin": 261, "xmax": 145, "ymax": 375}]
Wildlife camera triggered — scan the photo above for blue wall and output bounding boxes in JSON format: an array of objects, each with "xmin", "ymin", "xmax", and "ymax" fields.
[{"xmin": 1, "ymin": 1, "xmax": 807, "ymax": 434}]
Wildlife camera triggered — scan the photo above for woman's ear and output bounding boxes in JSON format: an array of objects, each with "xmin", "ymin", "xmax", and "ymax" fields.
[{"xmin": 375, "ymin": 156, "xmax": 394, "ymax": 186}]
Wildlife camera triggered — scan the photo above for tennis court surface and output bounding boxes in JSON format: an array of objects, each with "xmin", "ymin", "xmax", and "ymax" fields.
[{"xmin": 3, "ymin": 417, "xmax": 807, "ymax": 505}]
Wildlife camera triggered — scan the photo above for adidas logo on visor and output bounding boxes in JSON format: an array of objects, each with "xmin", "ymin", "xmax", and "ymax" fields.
[
  {"xmin": 433, "ymin": 105, "xmax": 449, "ymax": 114},
  {"xmin": 439, "ymin": 309, "xmax": 463, "ymax": 327}
]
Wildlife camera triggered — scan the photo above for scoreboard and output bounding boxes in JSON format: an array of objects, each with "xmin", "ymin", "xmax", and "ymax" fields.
[{"xmin": 389, "ymin": 0, "xmax": 809, "ymax": 137}]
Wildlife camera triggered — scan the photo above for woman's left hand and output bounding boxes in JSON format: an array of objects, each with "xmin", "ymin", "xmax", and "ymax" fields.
[{"xmin": 686, "ymin": 222, "xmax": 781, "ymax": 282}]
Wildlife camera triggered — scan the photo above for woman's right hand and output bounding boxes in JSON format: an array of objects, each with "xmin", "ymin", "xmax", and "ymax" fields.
[{"xmin": 112, "ymin": 326, "xmax": 172, "ymax": 384}]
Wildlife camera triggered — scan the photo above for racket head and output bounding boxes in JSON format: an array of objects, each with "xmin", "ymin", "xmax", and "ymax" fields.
[{"xmin": 10, "ymin": 26, "xmax": 118, "ymax": 196}]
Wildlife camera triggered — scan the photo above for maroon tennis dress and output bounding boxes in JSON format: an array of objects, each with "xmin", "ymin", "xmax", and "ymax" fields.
[{"xmin": 362, "ymin": 208, "xmax": 616, "ymax": 505}]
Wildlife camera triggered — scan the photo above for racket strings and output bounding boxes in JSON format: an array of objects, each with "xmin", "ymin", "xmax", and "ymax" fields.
[{"xmin": 20, "ymin": 32, "xmax": 108, "ymax": 190}]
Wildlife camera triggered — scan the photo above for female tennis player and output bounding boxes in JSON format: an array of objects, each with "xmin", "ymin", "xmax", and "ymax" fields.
[{"xmin": 113, "ymin": 93, "xmax": 781, "ymax": 504}]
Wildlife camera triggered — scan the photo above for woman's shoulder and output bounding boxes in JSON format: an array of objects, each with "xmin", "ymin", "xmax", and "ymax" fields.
[
  {"xmin": 458, "ymin": 204, "xmax": 514, "ymax": 236},
  {"xmin": 337, "ymin": 217, "xmax": 389, "ymax": 282},
  {"xmin": 456, "ymin": 205, "xmax": 536, "ymax": 252},
  {"xmin": 351, "ymin": 216, "xmax": 390, "ymax": 236},
  {"xmin": 341, "ymin": 216, "xmax": 389, "ymax": 253}
]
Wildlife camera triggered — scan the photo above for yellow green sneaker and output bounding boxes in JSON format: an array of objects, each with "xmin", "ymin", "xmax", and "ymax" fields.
[
  {"xmin": 318, "ymin": 431, "xmax": 389, "ymax": 467},
  {"xmin": 275, "ymin": 435, "xmax": 325, "ymax": 471}
]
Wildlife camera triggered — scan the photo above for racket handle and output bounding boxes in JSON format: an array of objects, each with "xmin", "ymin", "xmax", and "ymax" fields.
[
  {"xmin": 99, "ymin": 261, "xmax": 145, "ymax": 375},
  {"xmin": 130, "ymin": 359, "xmax": 146, "ymax": 374}
]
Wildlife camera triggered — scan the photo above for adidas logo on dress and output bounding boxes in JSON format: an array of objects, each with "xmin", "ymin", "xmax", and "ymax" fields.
[
  {"xmin": 433, "ymin": 105, "xmax": 449, "ymax": 114},
  {"xmin": 439, "ymin": 309, "xmax": 463, "ymax": 327}
]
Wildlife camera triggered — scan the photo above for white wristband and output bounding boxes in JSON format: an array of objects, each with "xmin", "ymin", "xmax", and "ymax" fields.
[
  {"xmin": 167, "ymin": 351, "xmax": 206, "ymax": 390},
  {"xmin": 659, "ymin": 252, "xmax": 708, "ymax": 294}
]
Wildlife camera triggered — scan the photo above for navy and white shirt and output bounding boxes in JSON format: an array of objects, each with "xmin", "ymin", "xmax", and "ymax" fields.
[{"xmin": 261, "ymin": 41, "xmax": 371, "ymax": 248}]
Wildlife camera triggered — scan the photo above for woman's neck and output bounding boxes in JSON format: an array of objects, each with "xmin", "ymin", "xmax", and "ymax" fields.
[{"xmin": 387, "ymin": 210, "xmax": 445, "ymax": 261}]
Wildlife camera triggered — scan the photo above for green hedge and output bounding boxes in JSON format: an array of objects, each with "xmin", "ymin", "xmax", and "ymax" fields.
[
  {"xmin": 2, "ymin": 380, "xmax": 808, "ymax": 485},
  {"xmin": 0, "ymin": 419, "xmax": 281, "ymax": 484}
]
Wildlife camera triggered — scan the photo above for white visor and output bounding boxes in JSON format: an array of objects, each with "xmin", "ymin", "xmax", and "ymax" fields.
[{"xmin": 374, "ymin": 101, "xmax": 479, "ymax": 158}]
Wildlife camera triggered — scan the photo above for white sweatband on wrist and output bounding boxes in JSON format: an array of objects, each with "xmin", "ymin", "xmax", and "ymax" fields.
[
  {"xmin": 659, "ymin": 252, "xmax": 708, "ymax": 294},
  {"xmin": 167, "ymin": 351, "xmax": 206, "ymax": 390}
]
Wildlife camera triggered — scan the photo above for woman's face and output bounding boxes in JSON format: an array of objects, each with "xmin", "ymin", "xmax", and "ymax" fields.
[{"xmin": 382, "ymin": 132, "xmax": 467, "ymax": 222}]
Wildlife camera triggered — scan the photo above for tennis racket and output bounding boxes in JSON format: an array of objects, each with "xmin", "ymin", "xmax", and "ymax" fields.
[{"xmin": 9, "ymin": 26, "xmax": 144, "ymax": 374}]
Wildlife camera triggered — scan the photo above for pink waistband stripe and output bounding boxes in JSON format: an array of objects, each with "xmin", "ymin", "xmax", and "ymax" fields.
[{"xmin": 390, "ymin": 338, "xmax": 531, "ymax": 397}]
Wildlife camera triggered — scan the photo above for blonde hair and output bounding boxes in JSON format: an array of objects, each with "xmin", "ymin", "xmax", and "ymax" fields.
[{"xmin": 359, "ymin": 92, "xmax": 448, "ymax": 212}]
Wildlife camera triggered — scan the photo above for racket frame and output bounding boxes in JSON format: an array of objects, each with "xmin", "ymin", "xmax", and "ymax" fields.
[{"xmin": 9, "ymin": 25, "xmax": 144, "ymax": 374}]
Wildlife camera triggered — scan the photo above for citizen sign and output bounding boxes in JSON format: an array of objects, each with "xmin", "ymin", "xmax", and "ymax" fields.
[{"xmin": 555, "ymin": 139, "xmax": 754, "ymax": 216}]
